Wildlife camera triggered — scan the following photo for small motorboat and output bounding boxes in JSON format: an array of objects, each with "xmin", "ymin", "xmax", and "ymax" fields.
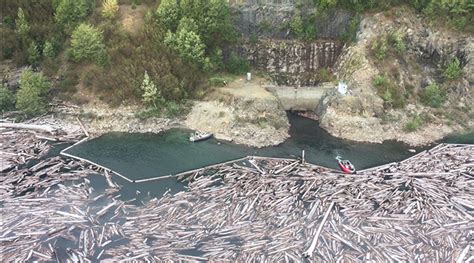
[
  {"xmin": 336, "ymin": 156, "xmax": 356, "ymax": 174},
  {"xmin": 189, "ymin": 131, "xmax": 213, "ymax": 142}
]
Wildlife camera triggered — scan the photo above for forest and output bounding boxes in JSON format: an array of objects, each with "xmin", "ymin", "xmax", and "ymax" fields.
[{"xmin": 0, "ymin": 0, "xmax": 472, "ymax": 117}]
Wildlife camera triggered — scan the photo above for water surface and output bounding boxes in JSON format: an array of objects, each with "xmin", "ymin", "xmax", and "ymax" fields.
[{"xmin": 68, "ymin": 113, "xmax": 430, "ymax": 181}]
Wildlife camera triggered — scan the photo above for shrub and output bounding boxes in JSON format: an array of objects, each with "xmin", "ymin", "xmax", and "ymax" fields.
[
  {"xmin": 43, "ymin": 41, "xmax": 56, "ymax": 59},
  {"xmin": 226, "ymin": 53, "xmax": 250, "ymax": 75},
  {"xmin": 443, "ymin": 58, "xmax": 462, "ymax": 80},
  {"xmin": 15, "ymin": 8, "xmax": 30, "ymax": 39},
  {"xmin": 373, "ymin": 74, "xmax": 406, "ymax": 108},
  {"xmin": 209, "ymin": 77, "xmax": 228, "ymax": 87},
  {"xmin": 290, "ymin": 15, "xmax": 304, "ymax": 38},
  {"xmin": 54, "ymin": 0, "xmax": 89, "ymax": 32},
  {"xmin": 404, "ymin": 115, "xmax": 424, "ymax": 132},
  {"xmin": 420, "ymin": 83, "xmax": 446, "ymax": 108},
  {"xmin": 388, "ymin": 30, "xmax": 406, "ymax": 54},
  {"xmin": 102, "ymin": 0, "xmax": 119, "ymax": 20},
  {"xmin": 0, "ymin": 85, "xmax": 15, "ymax": 112},
  {"xmin": 372, "ymin": 37, "xmax": 388, "ymax": 60},
  {"xmin": 317, "ymin": 68, "xmax": 334, "ymax": 82},
  {"xmin": 70, "ymin": 23, "xmax": 107, "ymax": 65},
  {"xmin": 164, "ymin": 101, "xmax": 188, "ymax": 118},
  {"xmin": 373, "ymin": 74, "xmax": 388, "ymax": 87},
  {"xmin": 341, "ymin": 15, "xmax": 360, "ymax": 43},
  {"xmin": 27, "ymin": 41, "xmax": 41, "ymax": 66},
  {"xmin": 16, "ymin": 70, "xmax": 51, "ymax": 117}
]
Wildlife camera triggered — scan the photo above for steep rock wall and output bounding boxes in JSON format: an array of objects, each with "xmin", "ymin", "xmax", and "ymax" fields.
[
  {"xmin": 228, "ymin": 0, "xmax": 350, "ymax": 85},
  {"xmin": 237, "ymin": 40, "xmax": 343, "ymax": 85},
  {"xmin": 229, "ymin": 1, "xmax": 352, "ymax": 39}
]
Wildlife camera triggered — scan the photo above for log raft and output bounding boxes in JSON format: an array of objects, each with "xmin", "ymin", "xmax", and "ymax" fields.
[{"xmin": 1, "ymin": 131, "xmax": 473, "ymax": 262}]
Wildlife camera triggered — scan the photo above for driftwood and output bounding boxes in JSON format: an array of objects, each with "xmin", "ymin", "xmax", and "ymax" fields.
[
  {"xmin": 303, "ymin": 201, "xmax": 335, "ymax": 257},
  {"xmin": 1, "ymin": 139, "xmax": 473, "ymax": 262},
  {"xmin": 0, "ymin": 122, "xmax": 57, "ymax": 134}
]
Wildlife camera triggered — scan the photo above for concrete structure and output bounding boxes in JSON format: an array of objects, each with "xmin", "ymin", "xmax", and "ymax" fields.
[{"xmin": 267, "ymin": 83, "xmax": 334, "ymax": 111}]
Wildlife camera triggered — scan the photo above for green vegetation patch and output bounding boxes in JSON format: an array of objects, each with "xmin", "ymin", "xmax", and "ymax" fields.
[
  {"xmin": 420, "ymin": 83, "xmax": 446, "ymax": 108},
  {"xmin": 16, "ymin": 70, "xmax": 51, "ymax": 117},
  {"xmin": 404, "ymin": 114, "xmax": 424, "ymax": 132},
  {"xmin": 443, "ymin": 58, "xmax": 462, "ymax": 80},
  {"xmin": 372, "ymin": 73, "xmax": 407, "ymax": 109},
  {"xmin": 0, "ymin": 85, "xmax": 15, "ymax": 112}
]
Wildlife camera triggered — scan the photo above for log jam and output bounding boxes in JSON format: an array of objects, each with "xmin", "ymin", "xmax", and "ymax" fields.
[{"xmin": 1, "ymin": 126, "xmax": 472, "ymax": 262}]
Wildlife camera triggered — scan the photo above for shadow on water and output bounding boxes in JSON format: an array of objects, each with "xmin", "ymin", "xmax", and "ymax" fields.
[{"xmin": 68, "ymin": 113, "xmax": 435, "ymax": 184}]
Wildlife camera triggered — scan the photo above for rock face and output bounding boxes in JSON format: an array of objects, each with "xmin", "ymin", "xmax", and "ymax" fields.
[
  {"xmin": 237, "ymin": 40, "xmax": 343, "ymax": 85},
  {"xmin": 228, "ymin": 0, "xmax": 351, "ymax": 85},
  {"xmin": 317, "ymin": 8, "xmax": 473, "ymax": 146},
  {"xmin": 229, "ymin": 1, "xmax": 352, "ymax": 39}
]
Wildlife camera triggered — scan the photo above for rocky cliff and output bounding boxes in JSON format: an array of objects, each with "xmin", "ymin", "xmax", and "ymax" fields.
[
  {"xmin": 237, "ymin": 40, "xmax": 343, "ymax": 85},
  {"xmin": 229, "ymin": 0, "xmax": 352, "ymax": 85},
  {"xmin": 317, "ymin": 7, "xmax": 473, "ymax": 146}
]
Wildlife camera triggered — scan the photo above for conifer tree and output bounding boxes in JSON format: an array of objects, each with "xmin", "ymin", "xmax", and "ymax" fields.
[
  {"xmin": 15, "ymin": 8, "xmax": 30, "ymax": 40},
  {"xmin": 141, "ymin": 71, "xmax": 163, "ymax": 108}
]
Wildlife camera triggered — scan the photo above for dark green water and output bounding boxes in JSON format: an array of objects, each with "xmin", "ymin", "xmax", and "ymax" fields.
[{"xmin": 68, "ymin": 113, "xmax": 441, "ymax": 181}]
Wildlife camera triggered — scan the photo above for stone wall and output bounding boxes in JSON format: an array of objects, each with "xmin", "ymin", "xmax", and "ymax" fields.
[{"xmin": 237, "ymin": 40, "xmax": 343, "ymax": 85}]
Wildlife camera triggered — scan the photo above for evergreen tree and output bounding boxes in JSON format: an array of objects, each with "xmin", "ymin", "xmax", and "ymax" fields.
[
  {"xmin": 0, "ymin": 85, "xmax": 15, "ymax": 112},
  {"xmin": 141, "ymin": 71, "xmax": 163, "ymax": 108},
  {"xmin": 16, "ymin": 70, "xmax": 51, "ymax": 117},
  {"xmin": 43, "ymin": 41, "xmax": 56, "ymax": 59},
  {"xmin": 157, "ymin": 0, "xmax": 181, "ymax": 32},
  {"xmin": 70, "ymin": 23, "xmax": 107, "ymax": 65},
  {"xmin": 54, "ymin": 0, "xmax": 88, "ymax": 32},
  {"xmin": 15, "ymin": 8, "xmax": 30, "ymax": 40},
  {"xmin": 27, "ymin": 41, "xmax": 41, "ymax": 66},
  {"xmin": 164, "ymin": 19, "xmax": 206, "ymax": 67}
]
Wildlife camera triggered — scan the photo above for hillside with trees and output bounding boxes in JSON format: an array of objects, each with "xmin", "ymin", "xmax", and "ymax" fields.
[{"xmin": 0, "ymin": 0, "xmax": 472, "ymax": 128}]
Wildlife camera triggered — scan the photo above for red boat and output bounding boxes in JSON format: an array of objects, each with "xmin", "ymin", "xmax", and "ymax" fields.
[{"xmin": 336, "ymin": 156, "xmax": 356, "ymax": 174}]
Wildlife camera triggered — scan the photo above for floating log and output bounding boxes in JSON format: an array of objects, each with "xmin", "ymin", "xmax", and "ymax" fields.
[{"xmin": 0, "ymin": 123, "xmax": 57, "ymax": 134}]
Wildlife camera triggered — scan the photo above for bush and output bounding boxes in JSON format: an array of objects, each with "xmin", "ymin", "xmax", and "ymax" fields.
[
  {"xmin": 209, "ymin": 77, "xmax": 228, "ymax": 87},
  {"xmin": 27, "ymin": 41, "xmax": 41, "ymax": 66},
  {"xmin": 372, "ymin": 37, "xmax": 388, "ymax": 60},
  {"xmin": 404, "ymin": 115, "xmax": 424, "ymax": 132},
  {"xmin": 388, "ymin": 30, "xmax": 406, "ymax": 54},
  {"xmin": 317, "ymin": 68, "xmax": 334, "ymax": 82},
  {"xmin": 443, "ymin": 58, "xmax": 462, "ymax": 80},
  {"xmin": 0, "ymin": 85, "xmax": 15, "ymax": 112},
  {"xmin": 373, "ymin": 73, "xmax": 406, "ymax": 108},
  {"xmin": 341, "ymin": 15, "xmax": 361, "ymax": 43},
  {"xmin": 43, "ymin": 41, "xmax": 56, "ymax": 59},
  {"xmin": 54, "ymin": 0, "xmax": 89, "ymax": 32},
  {"xmin": 290, "ymin": 15, "xmax": 304, "ymax": 38},
  {"xmin": 102, "ymin": 0, "xmax": 119, "ymax": 20},
  {"xmin": 373, "ymin": 74, "xmax": 388, "ymax": 87},
  {"xmin": 226, "ymin": 53, "xmax": 250, "ymax": 75},
  {"xmin": 70, "ymin": 23, "xmax": 107, "ymax": 66},
  {"xmin": 16, "ymin": 70, "xmax": 51, "ymax": 117},
  {"xmin": 420, "ymin": 83, "xmax": 446, "ymax": 108}
]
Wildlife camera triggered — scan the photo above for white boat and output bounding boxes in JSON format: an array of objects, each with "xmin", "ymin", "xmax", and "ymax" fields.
[{"xmin": 189, "ymin": 131, "xmax": 213, "ymax": 142}]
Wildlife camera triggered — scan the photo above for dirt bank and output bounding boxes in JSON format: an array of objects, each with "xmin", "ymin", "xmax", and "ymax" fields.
[{"xmin": 185, "ymin": 77, "xmax": 290, "ymax": 148}]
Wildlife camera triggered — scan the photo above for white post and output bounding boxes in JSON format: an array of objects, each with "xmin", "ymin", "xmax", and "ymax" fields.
[{"xmin": 246, "ymin": 72, "xmax": 251, "ymax": 82}]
